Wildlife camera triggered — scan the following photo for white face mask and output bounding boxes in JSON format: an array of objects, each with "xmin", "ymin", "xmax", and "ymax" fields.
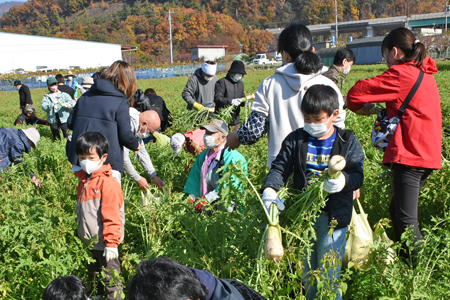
[
  {"xmin": 67, "ymin": 76, "xmax": 73, "ymax": 81},
  {"xmin": 230, "ymin": 73, "xmax": 243, "ymax": 82},
  {"xmin": 49, "ymin": 86, "xmax": 58, "ymax": 93},
  {"xmin": 204, "ymin": 75, "xmax": 213, "ymax": 82},
  {"xmin": 343, "ymin": 64, "xmax": 351, "ymax": 75},
  {"xmin": 80, "ymin": 156, "xmax": 104, "ymax": 174},
  {"xmin": 136, "ymin": 124, "xmax": 150, "ymax": 139},
  {"xmin": 203, "ymin": 134, "xmax": 220, "ymax": 149},
  {"xmin": 304, "ymin": 116, "xmax": 333, "ymax": 137}
]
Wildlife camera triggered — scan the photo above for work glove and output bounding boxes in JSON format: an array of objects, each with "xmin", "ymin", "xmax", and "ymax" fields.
[
  {"xmin": 103, "ymin": 247, "xmax": 119, "ymax": 262},
  {"xmin": 231, "ymin": 98, "xmax": 241, "ymax": 107},
  {"xmin": 262, "ymin": 187, "xmax": 285, "ymax": 213},
  {"xmin": 193, "ymin": 102, "xmax": 205, "ymax": 111},
  {"xmin": 204, "ymin": 190, "xmax": 220, "ymax": 203},
  {"xmin": 153, "ymin": 132, "xmax": 170, "ymax": 146},
  {"xmin": 31, "ymin": 175, "xmax": 42, "ymax": 188},
  {"xmin": 323, "ymin": 172, "xmax": 346, "ymax": 194}
]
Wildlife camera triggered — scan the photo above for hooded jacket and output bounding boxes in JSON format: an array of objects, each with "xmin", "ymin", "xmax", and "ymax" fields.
[
  {"xmin": 182, "ymin": 68, "xmax": 218, "ymax": 110},
  {"xmin": 214, "ymin": 74, "xmax": 246, "ymax": 125},
  {"xmin": 251, "ymin": 63, "xmax": 346, "ymax": 167},
  {"xmin": 41, "ymin": 90, "xmax": 76, "ymax": 124},
  {"xmin": 75, "ymin": 164, "xmax": 125, "ymax": 250},
  {"xmin": 0, "ymin": 127, "xmax": 31, "ymax": 172},
  {"xmin": 14, "ymin": 108, "xmax": 49, "ymax": 126},
  {"xmin": 262, "ymin": 127, "xmax": 364, "ymax": 229},
  {"xmin": 347, "ymin": 57, "xmax": 442, "ymax": 169},
  {"xmin": 67, "ymin": 78, "xmax": 140, "ymax": 173}
]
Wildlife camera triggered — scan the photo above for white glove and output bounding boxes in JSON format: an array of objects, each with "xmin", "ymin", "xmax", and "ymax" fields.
[
  {"xmin": 231, "ymin": 98, "xmax": 241, "ymax": 107},
  {"xmin": 204, "ymin": 190, "xmax": 220, "ymax": 203},
  {"xmin": 103, "ymin": 247, "xmax": 119, "ymax": 262},
  {"xmin": 323, "ymin": 173, "xmax": 346, "ymax": 194},
  {"xmin": 66, "ymin": 103, "xmax": 72, "ymax": 109},
  {"xmin": 262, "ymin": 188, "xmax": 285, "ymax": 213}
]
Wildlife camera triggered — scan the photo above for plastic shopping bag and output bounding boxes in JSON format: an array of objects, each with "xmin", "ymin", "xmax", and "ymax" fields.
[{"xmin": 346, "ymin": 199, "xmax": 374, "ymax": 269}]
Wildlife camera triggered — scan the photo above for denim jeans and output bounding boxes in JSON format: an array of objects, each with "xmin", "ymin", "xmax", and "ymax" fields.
[{"xmin": 302, "ymin": 212, "xmax": 348, "ymax": 300}]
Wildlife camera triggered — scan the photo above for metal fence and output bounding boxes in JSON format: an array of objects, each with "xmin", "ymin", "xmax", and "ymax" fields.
[{"xmin": 0, "ymin": 63, "xmax": 227, "ymax": 91}]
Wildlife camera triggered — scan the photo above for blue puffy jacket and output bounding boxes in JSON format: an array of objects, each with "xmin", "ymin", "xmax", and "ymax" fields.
[
  {"xmin": 67, "ymin": 78, "xmax": 139, "ymax": 173},
  {"xmin": 262, "ymin": 127, "xmax": 364, "ymax": 229},
  {"xmin": 0, "ymin": 127, "xmax": 31, "ymax": 172}
]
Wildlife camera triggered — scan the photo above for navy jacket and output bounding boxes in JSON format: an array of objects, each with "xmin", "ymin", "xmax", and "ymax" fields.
[
  {"xmin": 0, "ymin": 127, "xmax": 31, "ymax": 172},
  {"xmin": 214, "ymin": 74, "xmax": 245, "ymax": 126},
  {"xmin": 67, "ymin": 78, "xmax": 139, "ymax": 173},
  {"xmin": 262, "ymin": 127, "xmax": 364, "ymax": 229}
]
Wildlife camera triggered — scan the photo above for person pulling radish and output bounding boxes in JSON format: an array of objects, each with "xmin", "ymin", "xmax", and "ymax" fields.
[{"xmin": 261, "ymin": 85, "xmax": 364, "ymax": 300}]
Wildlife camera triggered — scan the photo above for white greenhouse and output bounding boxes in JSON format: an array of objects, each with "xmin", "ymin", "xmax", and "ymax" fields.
[{"xmin": 0, "ymin": 32, "xmax": 124, "ymax": 74}]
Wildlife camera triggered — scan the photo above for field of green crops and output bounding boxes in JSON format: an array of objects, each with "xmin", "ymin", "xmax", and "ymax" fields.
[{"xmin": 0, "ymin": 63, "xmax": 449, "ymax": 299}]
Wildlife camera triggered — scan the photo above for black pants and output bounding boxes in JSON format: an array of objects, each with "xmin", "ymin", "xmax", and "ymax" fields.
[
  {"xmin": 88, "ymin": 250, "xmax": 122, "ymax": 300},
  {"xmin": 389, "ymin": 164, "xmax": 432, "ymax": 260},
  {"xmin": 50, "ymin": 114, "xmax": 68, "ymax": 141}
]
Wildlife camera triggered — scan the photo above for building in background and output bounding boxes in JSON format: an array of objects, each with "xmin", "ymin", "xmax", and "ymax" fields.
[
  {"xmin": 190, "ymin": 45, "xmax": 227, "ymax": 62},
  {"xmin": 0, "ymin": 32, "xmax": 124, "ymax": 73}
]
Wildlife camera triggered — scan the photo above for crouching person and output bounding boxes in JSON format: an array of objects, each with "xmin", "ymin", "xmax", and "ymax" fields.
[
  {"xmin": 261, "ymin": 85, "xmax": 364, "ymax": 300},
  {"xmin": 183, "ymin": 119, "xmax": 247, "ymax": 212},
  {"xmin": 128, "ymin": 257, "xmax": 267, "ymax": 300},
  {"xmin": 74, "ymin": 132, "xmax": 124, "ymax": 300}
]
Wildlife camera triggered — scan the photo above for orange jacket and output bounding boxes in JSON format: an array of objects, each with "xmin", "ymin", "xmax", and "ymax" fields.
[{"xmin": 75, "ymin": 164, "xmax": 124, "ymax": 250}]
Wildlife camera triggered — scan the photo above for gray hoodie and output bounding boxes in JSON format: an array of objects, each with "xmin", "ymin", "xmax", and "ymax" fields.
[
  {"xmin": 251, "ymin": 63, "xmax": 346, "ymax": 167},
  {"xmin": 182, "ymin": 68, "xmax": 218, "ymax": 110}
]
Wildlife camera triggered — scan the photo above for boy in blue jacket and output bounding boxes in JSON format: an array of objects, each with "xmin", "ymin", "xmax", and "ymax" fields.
[{"xmin": 261, "ymin": 85, "xmax": 364, "ymax": 300}]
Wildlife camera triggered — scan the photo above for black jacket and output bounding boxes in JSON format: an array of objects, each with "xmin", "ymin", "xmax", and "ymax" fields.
[
  {"xmin": 134, "ymin": 89, "xmax": 172, "ymax": 132},
  {"xmin": 67, "ymin": 78, "xmax": 139, "ymax": 173},
  {"xmin": 214, "ymin": 75, "xmax": 245, "ymax": 125},
  {"xmin": 14, "ymin": 113, "xmax": 49, "ymax": 126},
  {"xmin": 19, "ymin": 85, "xmax": 32, "ymax": 108},
  {"xmin": 262, "ymin": 127, "xmax": 364, "ymax": 229},
  {"xmin": 58, "ymin": 84, "xmax": 75, "ymax": 100}
]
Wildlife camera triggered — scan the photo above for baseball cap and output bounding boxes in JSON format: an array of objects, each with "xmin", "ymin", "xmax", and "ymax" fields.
[{"xmin": 201, "ymin": 119, "xmax": 229, "ymax": 135}]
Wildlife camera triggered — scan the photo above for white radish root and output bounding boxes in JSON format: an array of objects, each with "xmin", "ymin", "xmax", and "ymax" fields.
[
  {"xmin": 264, "ymin": 225, "xmax": 284, "ymax": 262},
  {"xmin": 327, "ymin": 155, "xmax": 346, "ymax": 178}
]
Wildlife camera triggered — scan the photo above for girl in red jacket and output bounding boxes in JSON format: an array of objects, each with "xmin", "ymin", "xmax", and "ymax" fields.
[{"xmin": 347, "ymin": 27, "xmax": 442, "ymax": 262}]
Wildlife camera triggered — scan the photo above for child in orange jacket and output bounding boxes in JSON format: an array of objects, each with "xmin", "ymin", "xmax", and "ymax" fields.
[{"xmin": 74, "ymin": 132, "xmax": 124, "ymax": 300}]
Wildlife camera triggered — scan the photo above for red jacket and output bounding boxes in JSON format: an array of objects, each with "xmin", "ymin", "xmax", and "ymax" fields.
[
  {"xmin": 347, "ymin": 57, "xmax": 442, "ymax": 169},
  {"xmin": 75, "ymin": 164, "xmax": 125, "ymax": 250}
]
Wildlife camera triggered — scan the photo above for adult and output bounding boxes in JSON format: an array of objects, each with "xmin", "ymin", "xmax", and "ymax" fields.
[
  {"xmin": 322, "ymin": 47, "xmax": 355, "ymax": 91},
  {"xmin": 67, "ymin": 60, "xmax": 141, "ymax": 183},
  {"xmin": 124, "ymin": 109, "xmax": 165, "ymax": 190},
  {"xmin": 347, "ymin": 27, "xmax": 442, "ymax": 261},
  {"xmin": 14, "ymin": 105, "xmax": 49, "ymax": 126},
  {"xmin": 65, "ymin": 71, "xmax": 80, "ymax": 93},
  {"xmin": 132, "ymin": 88, "xmax": 172, "ymax": 133},
  {"xmin": 55, "ymin": 74, "xmax": 75, "ymax": 100},
  {"xmin": 14, "ymin": 80, "xmax": 32, "ymax": 110},
  {"xmin": 214, "ymin": 60, "xmax": 255, "ymax": 132},
  {"xmin": 128, "ymin": 257, "xmax": 267, "ymax": 300},
  {"xmin": 226, "ymin": 24, "xmax": 345, "ymax": 168},
  {"xmin": 184, "ymin": 119, "xmax": 247, "ymax": 209},
  {"xmin": 0, "ymin": 127, "xmax": 41, "ymax": 187},
  {"xmin": 41, "ymin": 77, "xmax": 76, "ymax": 141},
  {"xmin": 80, "ymin": 76, "xmax": 94, "ymax": 94},
  {"xmin": 182, "ymin": 61, "xmax": 217, "ymax": 112}
]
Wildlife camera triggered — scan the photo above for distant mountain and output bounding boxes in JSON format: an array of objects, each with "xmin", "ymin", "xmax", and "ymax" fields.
[{"xmin": 0, "ymin": 1, "xmax": 23, "ymax": 16}]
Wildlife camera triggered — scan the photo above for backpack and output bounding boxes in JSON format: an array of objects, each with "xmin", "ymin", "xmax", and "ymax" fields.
[{"xmin": 134, "ymin": 89, "xmax": 173, "ymax": 132}]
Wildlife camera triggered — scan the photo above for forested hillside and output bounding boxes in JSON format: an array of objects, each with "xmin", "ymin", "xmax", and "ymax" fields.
[
  {"xmin": 0, "ymin": 1, "xmax": 23, "ymax": 16},
  {"xmin": 0, "ymin": 0, "xmax": 446, "ymax": 63}
]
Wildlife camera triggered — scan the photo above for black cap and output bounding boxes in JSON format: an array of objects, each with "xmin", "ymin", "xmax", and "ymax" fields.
[
  {"xmin": 228, "ymin": 60, "xmax": 247, "ymax": 75},
  {"xmin": 13, "ymin": 80, "xmax": 22, "ymax": 86}
]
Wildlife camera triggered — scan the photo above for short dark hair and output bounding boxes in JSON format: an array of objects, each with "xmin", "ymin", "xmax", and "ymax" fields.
[
  {"xmin": 128, "ymin": 257, "xmax": 209, "ymax": 300},
  {"xmin": 333, "ymin": 48, "xmax": 356, "ymax": 65},
  {"xmin": 301, "ymin": 84, "xmax": 339, "ymax": 116},
  {"xmin": 75, "ymin": 132, "xmax": 109, "ymax": 157},
  {"xmin": 42, "ymin": 275, "xmax": 88, "ymax": 300},
  {"xmin": 55, "ymin": 74, "xmax": 65, "ymax": 83}
]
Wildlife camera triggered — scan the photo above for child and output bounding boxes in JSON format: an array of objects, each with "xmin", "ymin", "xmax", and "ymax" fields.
[
  {"xmin": 74, "ymin": 132, "xmax": 124, "ymax": 300},
  {"xmin": 261, "ymin": 85, "xmax": 364, "ymax": 300},
  {"xmin": 42, "ymin": 275, "xmax": 88, "ymax": 300}
]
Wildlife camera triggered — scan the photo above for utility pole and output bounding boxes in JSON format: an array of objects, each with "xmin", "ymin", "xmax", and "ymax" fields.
[
  {"xmin": 446, "ymin": 0, "xmax": 448, "ymax": 33},
  {"xmin": 335, "ymin": 0, "xmax": 338, "ymax": 43},
  {"xmin": 166, "ymin": 10, "xmax": 176, "ymax": 64}
]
